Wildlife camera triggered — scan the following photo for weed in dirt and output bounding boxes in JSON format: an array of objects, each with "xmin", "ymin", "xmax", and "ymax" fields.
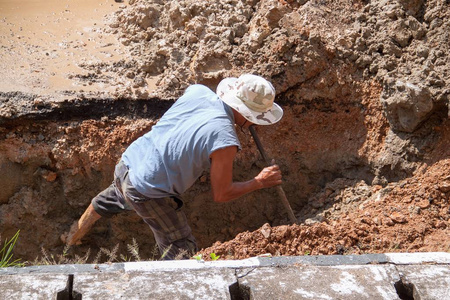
[
  {"xmin": 99, "ymin": 244, "xmax": 120, "ymax": 263},
  {"xmin": 174, "ymin": 249, "xmax": 189, "ymax": 260},
  {"xmin": 126, "ymin": 238, "xmax": 141, "ymax": 261},
  {"xmin": 210, "ymin": 253, "xmax": 220, "ymax": 261},
  {"xmin": 32, "ymin": 239, "xmax": 157, "ymax": 265},
  {"xmin": 33, "ymin": 245, "xmax": 91, "ymax": 266},
  {"xmin": 159, "ymin": 244, "xmax": 172, "ymax": 260},
  {"xmin": 92, "ymin": 248, "xmax": 103, "ymax": 265},
  {"xmin": 150, "ymin": 243, "xmax": 161, "ymax": 260},
  {"xmin": 0, "ymin": 230, "xmax": 24, "ymax": 268},
  {"xmin": 29, "ymin": 240, "xmax": 191, "ymax": 266},
  {"xmin": 192, "ymin": 254, "xmax": 203, "ymax": 261},
  {"xmin": 191, "ymin": 253, "xmax": 220, "ymax": 261}
]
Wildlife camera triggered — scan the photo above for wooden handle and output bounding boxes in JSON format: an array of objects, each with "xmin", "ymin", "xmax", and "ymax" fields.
[{"xmin": 249, "ymin": 126, "xmax": 297, "ymax": 224}]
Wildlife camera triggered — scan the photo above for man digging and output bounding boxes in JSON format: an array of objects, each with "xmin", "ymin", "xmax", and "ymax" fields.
[{"xmin": 62, "ymin": 74, "xmax": 284, "ymax": 260}]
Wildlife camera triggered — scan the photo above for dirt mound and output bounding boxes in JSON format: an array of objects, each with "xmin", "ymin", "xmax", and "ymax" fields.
[{"xmin": 200, "ymin": 156, "xmax": 450, "ymax": 259}]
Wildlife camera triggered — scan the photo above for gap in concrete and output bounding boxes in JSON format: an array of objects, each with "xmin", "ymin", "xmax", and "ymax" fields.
[
  {"xmin": 394, "ymin": 276, "xmax": 415, "ymax": 300},
  {"xmin": 228, "ymin": 281, "xmax": 251, "ymax": 300},
  {"xmin": 56, "ymin": 274, "xmax": 82, "ymax": 300},
  {"xmin": 228, "ymin": 267, "xmax": 256, "ymax": 300}
]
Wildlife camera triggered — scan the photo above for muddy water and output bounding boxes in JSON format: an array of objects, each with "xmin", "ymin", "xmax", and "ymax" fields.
[{"xmin": 0, "ymin": 0, "xmax": 125, "ymax": 96}]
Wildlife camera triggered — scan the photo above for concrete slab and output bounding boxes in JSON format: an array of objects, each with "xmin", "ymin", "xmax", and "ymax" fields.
[
  {"xmin": 1, "ymin": 253, "xmax": 449, "ymax": 299},
  {"xmin": 1, "ymin": 268, "xmax": 237, "ymax": 300},
  {"xmin": 1, "ymin": 252, "xmax": 447, "ymax": 276},
  {"xmin": 0, "ymin": 273, "xmax": 68, "ymax": 300},
  {"xmin": 385, "ymin": 252, "xmax": 450, "ymax": 264},
  {"xmin": 123, "ymin": 257, "xmax": 261, "ymax": 272},
  {"xmin": 396, "ymin": 265, "xmax": 450, "ymax": 300},
  {"xmin": 236, "ymin": 264, "xmax": 401, "ymax": 300},
  {"xmin": 254, "ymin": 253, "xmax": 389, "ymax": 267},
  {"xmin": 0, "ymin": 262, "xmax": 122, "ymax": 275},
  {"xmin": 74, "ymin": 268, "xmax": 237, "ymax": 300}
]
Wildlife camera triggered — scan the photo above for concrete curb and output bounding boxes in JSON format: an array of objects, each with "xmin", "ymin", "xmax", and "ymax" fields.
[{"xmin": 1, "ymin": 252, "xmax": 449, "ymax": 299}]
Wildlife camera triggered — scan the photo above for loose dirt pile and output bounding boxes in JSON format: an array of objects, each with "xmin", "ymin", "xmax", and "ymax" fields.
[
  {"xmin": 0, "ymin": 0, "xmax": 449, "ymax": 262},
  {"xmin": 200, "ymin": 150, "xmax": 450, "ymax": 259}
]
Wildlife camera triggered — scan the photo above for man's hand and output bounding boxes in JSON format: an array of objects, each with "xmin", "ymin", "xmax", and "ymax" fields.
[
  {"xmin": 254, "ymin": 163, "xmax": 282, "ymax": 189},
  {"xmin": 210, "ymin": 147, "xmax": 283, "ymax": 203}
]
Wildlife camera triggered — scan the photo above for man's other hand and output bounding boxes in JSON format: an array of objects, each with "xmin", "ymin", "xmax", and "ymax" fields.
[{"xmin": 255, "ymin": 164, "xmax": 282, "ymax": 189}]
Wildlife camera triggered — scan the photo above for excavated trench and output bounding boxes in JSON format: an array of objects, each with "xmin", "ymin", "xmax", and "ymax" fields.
[
  {"xmin": 1, "ymin": 0, "xmax": 449, "ymax": 263},
  {"xmin": 2, "ymin": 84, "xmax": 447, "ymax": 263},
  {"xmin": 0, "ymin": 85, "xmax": 384, "ymax": 262}
]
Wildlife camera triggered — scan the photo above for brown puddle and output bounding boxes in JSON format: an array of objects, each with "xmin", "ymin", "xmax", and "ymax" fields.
[{"xmin": 0, "ymin": 0, "xmax": 125, "ymax": 96}]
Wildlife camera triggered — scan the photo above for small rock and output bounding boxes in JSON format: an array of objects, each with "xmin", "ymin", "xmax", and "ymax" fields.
[
  {"xmin": 371, "ymin": 225, "xmax": 380, "ymax": 233},
  {"xmin": 403, "ymin": 196, "xmax": 413, "ymax": 203},
  {"xmin": 438, "ymin": 182, "xmax": 450, "ymax": 193},
  {"xmin": 434, "ymin": 221, "xmax": 447, "ymax": 229},
  {"xmin": 383, "ymin": 217, "xmax": 395, "ymax": 226},
  {"xmin": 417, "ymin": 199, "xmax": 430, "ymax": 209},
  {"xmin": 373, "ymin": 217, "xmax": 382, "ymax": 225},
  {"xmin": 360, "ymin": 217, "xmax": 372, "ymax": 225},
  {"xmin": 33, "ymin": 98, "xmax": 44, "ymax": 106},
  {"xmin": 305, "ymin": 217, "xmax": 321, "ymax": 225},
  {"xmin": 416, "ymin": 45, "xmax": 429, "ymax": 58},
  {"xmin": 390, "ymin": 212, "xmax": 407, "ymax": 223},
  {"xmin": 44, "ymin": 172, "xmax": 57, "ymax": 182},
  {"xmin": 260, "ymin": 223, "xmax": 271, "ymax": 239},
  {"xmin": 408, "ymin": 205, "xmax": 421, "ymax": 215},
  {"xmin": 133, "ymin": 77, "xmax": 146, "ymax": 88},
  {"xmin": 126, "ymin": 71, "xmax": 135, "ymax": 79}
]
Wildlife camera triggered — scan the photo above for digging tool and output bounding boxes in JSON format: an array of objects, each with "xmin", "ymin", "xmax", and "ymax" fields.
[{"xmin": 249, "ymin": 125, "xmax": 298, "ymax": 224}]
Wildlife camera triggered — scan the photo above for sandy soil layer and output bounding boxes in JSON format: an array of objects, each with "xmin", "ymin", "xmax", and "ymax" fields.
[{"xmin": 0, "ymin": 0, "xmax": 126, "ymax": 97}]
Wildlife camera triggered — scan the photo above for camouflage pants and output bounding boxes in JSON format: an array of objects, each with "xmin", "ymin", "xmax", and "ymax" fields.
[{"xmin": 91, "ymin": 160, "xmax": 197, "ymax": 260}]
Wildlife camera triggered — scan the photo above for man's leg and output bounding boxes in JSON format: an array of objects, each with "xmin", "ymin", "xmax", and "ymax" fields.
[
  {"xmin": 127, "ymin": 197, "xmax": 197, "ymax": 260},
  {"xmin": 63, "ymin": 203, "xmax": 101, "ymax": 246},
  {"xmin": 62, "ymin": 161, "xmax": 132, "ymax": 245},
  {"xmin": 114, "ymin": 162, "xmax": 198, "ymax": 259}
]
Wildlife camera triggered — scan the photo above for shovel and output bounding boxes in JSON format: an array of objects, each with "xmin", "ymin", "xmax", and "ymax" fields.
[{"xmin": 249, "ymin": 125, "xmax": 298, "ymax": 224}]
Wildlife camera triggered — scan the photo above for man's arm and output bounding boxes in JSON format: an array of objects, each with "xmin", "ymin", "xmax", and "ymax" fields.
[{"xmin": 210, "ymin": 146, "xmax": 282, "ymax": 203}]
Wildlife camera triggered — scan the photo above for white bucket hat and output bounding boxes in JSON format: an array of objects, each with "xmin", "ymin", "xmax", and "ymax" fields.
[{"xmin": 216, "ymin": 74, "xmax": 283, "ymax": 125}]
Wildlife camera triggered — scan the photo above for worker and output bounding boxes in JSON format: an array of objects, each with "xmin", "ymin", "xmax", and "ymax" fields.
[{"xmin": 62, "ymin": 74, "xmax": 284, "ymax": 259}]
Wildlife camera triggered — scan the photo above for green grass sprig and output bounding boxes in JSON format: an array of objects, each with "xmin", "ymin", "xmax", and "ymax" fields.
[{"xmin": 1, "ymin": 230, "xmax": 24, "ymax": 268}]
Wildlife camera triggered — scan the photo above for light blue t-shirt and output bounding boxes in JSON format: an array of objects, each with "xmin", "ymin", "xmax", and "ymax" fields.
[{"xmin": 122, "ymin": 84, "xmax": 241, "ymax": 198}]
